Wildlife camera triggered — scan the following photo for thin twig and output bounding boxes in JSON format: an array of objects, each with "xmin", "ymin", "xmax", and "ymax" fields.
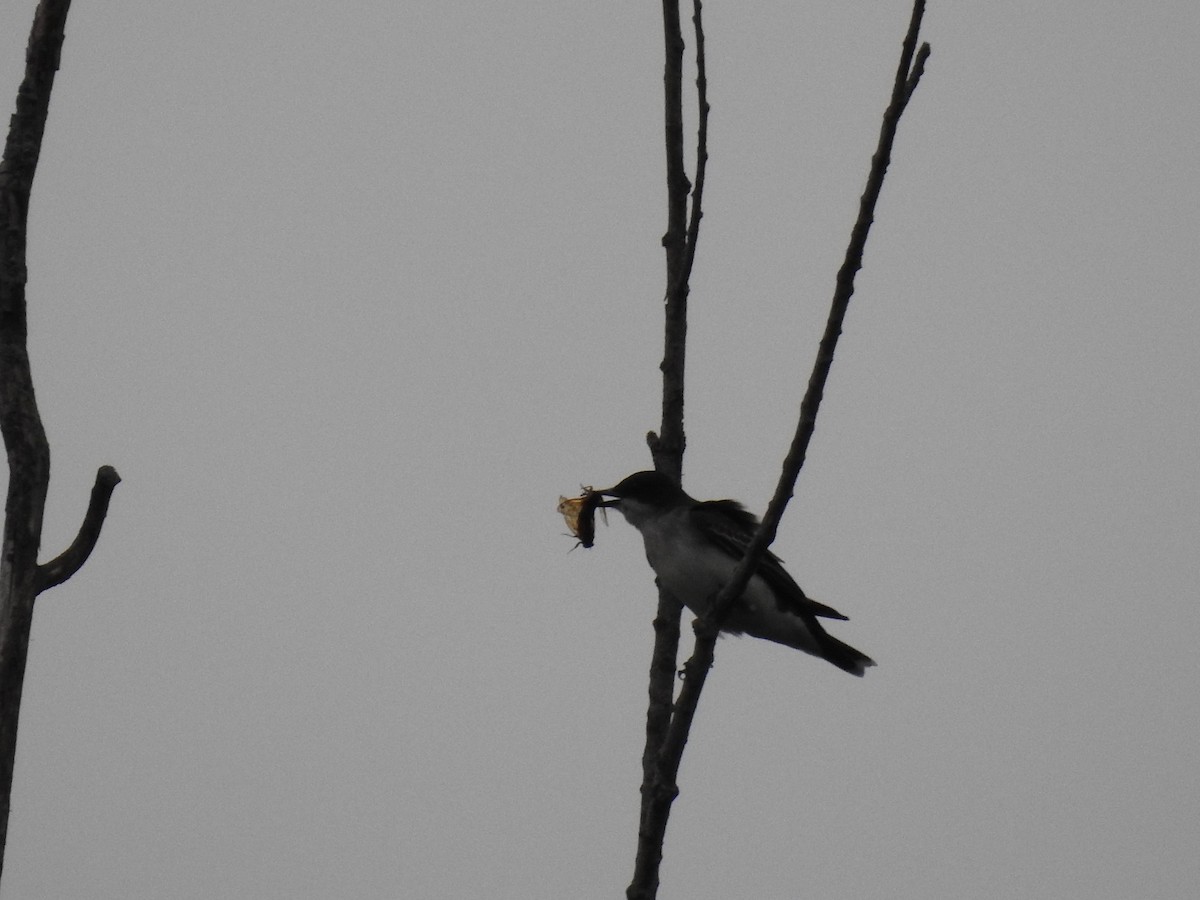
[{"xmin": 679, "ymin": 0, "xmax": 709, "ymax": 295}]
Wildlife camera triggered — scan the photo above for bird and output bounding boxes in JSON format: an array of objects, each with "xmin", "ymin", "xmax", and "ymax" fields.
[{"xmin": 595, "ymin": 470, "xmax": 874, "ymax": 676}]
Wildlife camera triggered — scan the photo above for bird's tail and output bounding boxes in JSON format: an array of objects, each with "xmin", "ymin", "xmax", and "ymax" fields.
[{"xmin": 820, "ymin": 635, "xmax": 876, "ymax": 677}]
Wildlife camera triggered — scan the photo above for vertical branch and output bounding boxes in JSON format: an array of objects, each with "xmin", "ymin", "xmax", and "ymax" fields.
[
  {"xmin": 631, "ymin": 3, "xmax": 713, "ymax": 898},
  {"xmin": 629, "ymin": 2, "xmax": 931, "ymax": 898},
  {"xmin": 0, "ymin": 1, "xmax": 75, "ymax": 876},
  {"xmin": 632, "ymin": 7, "xmax": 690, "ymax": 899},
  {"xmin": 679, "ymin": 0, "xmax": 709, "ymax": 298},
  {"xmin": 0, "ymin": 0, "xmax": 118, "ymax": 882},
  {"xmin": 648, "ymin": 0, "xmax": 690, "ymax": 480},
  {"xmin": 648, "ymin": 0, "xmax": 708, "ymax": 482}
]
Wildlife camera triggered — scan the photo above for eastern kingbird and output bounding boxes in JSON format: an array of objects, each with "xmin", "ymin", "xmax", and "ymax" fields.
[{"xmin": 596, "ymin": 471, "xmax": 875, "ymax": 676}]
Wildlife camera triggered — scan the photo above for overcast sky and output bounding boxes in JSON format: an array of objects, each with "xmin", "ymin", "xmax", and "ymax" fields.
[{"xmin": 1, "ymin": 2, "xmax": 1198, "ymax": 898}]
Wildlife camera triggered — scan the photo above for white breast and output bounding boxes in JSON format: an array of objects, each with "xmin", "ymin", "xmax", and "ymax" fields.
[
  {"xmin": 635, "ymin": 509, "xmax": 770, "ymax": 616},
  {"xmin": 629, "ymin": 506, "xmax": 817, "ymax": 651}
]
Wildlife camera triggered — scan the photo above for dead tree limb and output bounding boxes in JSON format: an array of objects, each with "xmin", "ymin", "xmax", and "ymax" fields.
[
  {"xmin": 0, "ymin": 0, "xmax": 120, "ymax": 881},
  {"xmin": 647, "ymin": 0, "xmax": 691, "ymax": 480},
  {"xmin": 626, "ymin": 2, "xmax": 930, "ymax": 897},
  {"xmin": 710, "ymin": 2, "xmax": 931, "ymax": 627},
  {"xmin": 629, "ymin": 4, "xmax": 711, "ymax": 898}
]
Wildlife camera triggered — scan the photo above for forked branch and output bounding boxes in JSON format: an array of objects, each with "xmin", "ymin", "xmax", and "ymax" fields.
[
  {"xmin": 627, "ymin": 3, "xmax": 931, "ymax": 898},
  {"xmin": 0, "ymin": 0, "xmax": 120, "ymax": 881},
  {"xmin": 630, "ymin": 4, "xmax": 711, "ymax": 899}
]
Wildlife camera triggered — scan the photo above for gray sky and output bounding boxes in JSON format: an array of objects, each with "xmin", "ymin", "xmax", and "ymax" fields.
[{"xmin": 2, "ymin": 1, "xmax": 1198, "ymax": 898}]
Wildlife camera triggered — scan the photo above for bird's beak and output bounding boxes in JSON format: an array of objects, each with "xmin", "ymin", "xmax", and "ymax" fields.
[{"xmin": 591, "ymin": 487, "xmax": 620, "ymax": 508}]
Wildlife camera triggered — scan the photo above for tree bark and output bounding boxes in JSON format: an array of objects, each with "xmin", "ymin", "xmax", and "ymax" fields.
[{"xmin": 0, "ymin": 0, "xmax": 120, "ymax": 881}]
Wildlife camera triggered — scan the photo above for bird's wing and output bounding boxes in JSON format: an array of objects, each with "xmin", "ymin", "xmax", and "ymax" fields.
[{"xmin": 691, "ymin": 500, "xmax": 850, "ymax": 621}]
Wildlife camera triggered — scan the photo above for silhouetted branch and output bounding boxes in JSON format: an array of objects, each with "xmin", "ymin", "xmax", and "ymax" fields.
[
  {"xmin": 711, "ymin": 3, "xmax": 930, "ymax": 615},
  {"xmin": 679, "ymin": 0, "xmax": 709, "ymax": 315},
  {"xmin": 630, "ymin": 3, "xmax": 714, "ymax": 898},
  {"xmin": 647, "ymin": 0, "xmax": 690, "ymax": 479},
  {"xmin": 36, "ymin": 466, "xmax": 122, "ymax": 594},
  {"xmin": 648, "ymin": 0, "xmax": 709, "ymax": 480},
  {"xmin": 0, "ymin": 0, "xmax": 118, "ymax": 883},
  {"xmin": 629, "ymin": 3, "xmax": 932, "ymax": 897}
]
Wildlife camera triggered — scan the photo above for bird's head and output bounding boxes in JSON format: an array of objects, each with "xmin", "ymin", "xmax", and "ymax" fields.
[{"xmin": 594, "ymin": 470, "xmax": 688, "ymax": 526}]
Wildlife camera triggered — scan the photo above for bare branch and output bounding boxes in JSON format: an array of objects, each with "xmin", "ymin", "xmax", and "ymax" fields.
[
  {"xmin": 905, "ymin": 42, "xmax": 931, "ymax": 100},
  {"xmin": 627, "ymin": 590, "xmax": 681, "ymax": 900},
  {"xmin": 0, "ymin": 0, "xmax": 89, "ymax": 881},
  {"xmin": 711, "ymin": 0, "xmax": 931, "ymax": 627},
  {"xmin": 678, "ymin": 0, "xmax": 709, "ymax": 307},
  {"xmin": 35, "ymin": 466, "xmax": 121, "ymax": 594},
  {"xmin": 629, "ymin": 3, "xmax": 710, "ymax": 897},
  {"xmin": 630, "ymin": 3, "xmax": 932, "ymax": 896},
  {"xmin": 648, "ymin": 0, "xmax": 690, "ymax": 479}
]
